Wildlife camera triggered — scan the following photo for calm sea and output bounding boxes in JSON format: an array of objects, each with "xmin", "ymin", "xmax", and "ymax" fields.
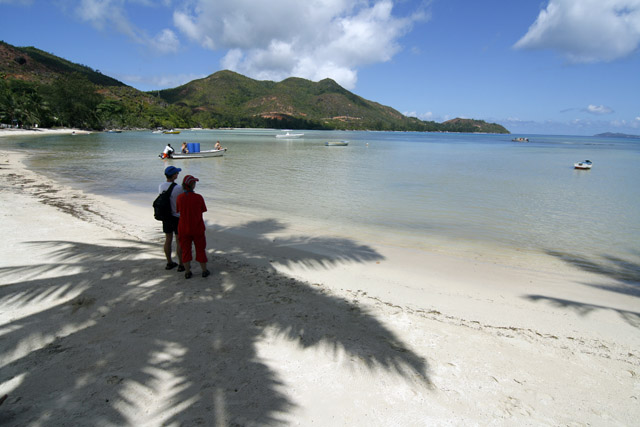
[{"xmin": 5, "ymin": 129, "xmax": 640, "ymax": 268}]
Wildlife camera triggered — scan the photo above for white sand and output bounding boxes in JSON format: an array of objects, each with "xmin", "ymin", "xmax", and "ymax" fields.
[
  {"xmin": 0, "ymin": 128, "xmax": 92, "ymax": 137},
  {"xmin": 0, "ymin": 149, "xmax": 638, "ymax": 425}
]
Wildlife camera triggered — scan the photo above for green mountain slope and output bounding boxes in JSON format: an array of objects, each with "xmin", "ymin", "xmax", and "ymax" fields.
[
  {"xmin": 155, "ymin": 70, "xmax": 508, "ymax": 133},
  {"xmin": 1, "ymin": 40, "xmax": 509, "ymax": 133},
  {"xmin": 1, "ymin": 41, "xmax": 124, "ymax": 87}
]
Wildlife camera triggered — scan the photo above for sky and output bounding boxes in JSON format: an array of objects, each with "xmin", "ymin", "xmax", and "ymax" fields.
[{"xmin": 1, "ymin": 0, "xmax": 639, "ymax": 135}]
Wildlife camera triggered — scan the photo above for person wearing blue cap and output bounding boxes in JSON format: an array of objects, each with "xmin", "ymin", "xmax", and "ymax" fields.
[{"xmin": 159, "ymin": 165, "xmax": 185, "ymax": 271}]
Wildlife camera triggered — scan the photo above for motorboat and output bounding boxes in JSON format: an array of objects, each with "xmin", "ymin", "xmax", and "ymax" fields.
[
  {"xmin": 163, "ymin": 130, "xmax": 180, "ymax": 134},
  {"xmin": 275, "ymin": 131, "xmax": 304, "ymax": 138},
  {"xmin": 512, "ymin": 137, "xmax": 529, "ymax": 142},
  {"xmin": 325, "ymin": 141, "xmax": 349, "ymax": 146},
  {"xmin": 170, "ymin": 149, "xmax": 225, "ymax": 159},
  {"xmin": 574, "ymin": 160, "xmax": 592, "ymax": 169}
]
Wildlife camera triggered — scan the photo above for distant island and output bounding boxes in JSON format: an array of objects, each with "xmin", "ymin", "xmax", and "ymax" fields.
[
  {"xmin": 0, "ymin": 40, "xmax": 509, "ymax": 133},
  {"xmin": 594, "ymin": 132, "xmax": 640, "ymax": 139}
]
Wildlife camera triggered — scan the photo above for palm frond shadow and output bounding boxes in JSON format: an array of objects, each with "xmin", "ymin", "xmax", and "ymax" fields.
[
  {"xmin": 0, "ymin": 223, "xmax": 430, "ymax": 425},
  {"xmin": 523, "ymin": 295, "xmax": 640, "ymax": 328},
  {"xmin": 545, "ymin": 249, "xmax": 640, "ymax": 296},
  {"xmin": 210, "ymin": 219, "xmax": 385, "ymax": 269}
]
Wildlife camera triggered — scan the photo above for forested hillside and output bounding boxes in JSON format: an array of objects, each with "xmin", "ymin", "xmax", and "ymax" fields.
[{"xmin": 0, "ymin": 41, "xmax": 509, "ymax": 133}]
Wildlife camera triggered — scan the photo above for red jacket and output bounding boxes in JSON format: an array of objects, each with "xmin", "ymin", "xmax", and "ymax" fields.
[{"xmin": 176, "ymin": 191, "xmax": 207, "ymax": 235}]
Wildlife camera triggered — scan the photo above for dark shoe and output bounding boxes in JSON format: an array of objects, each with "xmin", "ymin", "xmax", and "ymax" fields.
[
  {"xmin": 202, "ymin": 270, "xmax": 210, "ymax": 278},
  {"xmin": 177, "ymin": 265, "xmax": 185, "ymax": 272},
  {"xmin": 185, "ymin": 271, "xmax": 193, "ymax": 279},
  {"xmin": 165, "ymin": 262, "xmax": 178, "ymax": 270}
]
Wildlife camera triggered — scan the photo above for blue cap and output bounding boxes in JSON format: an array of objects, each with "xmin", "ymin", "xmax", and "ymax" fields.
[{"xmin": 164, "ymin": 166, "xmax": 181, "ymax": 176}]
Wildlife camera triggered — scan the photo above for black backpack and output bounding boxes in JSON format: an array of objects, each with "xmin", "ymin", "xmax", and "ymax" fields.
[{"xmin": 153, "ymin": 182, "xmax": 177, "ymax": 221}]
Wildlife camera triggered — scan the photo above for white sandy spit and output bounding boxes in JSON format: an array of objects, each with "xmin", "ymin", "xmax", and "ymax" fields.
[
  {"xmin": 0, "ymin": 128, "xmax": 92, "ymax": 137},
  {"xmin": 0, "ymin": 149, "xmax": 638, "ymax": 426}
]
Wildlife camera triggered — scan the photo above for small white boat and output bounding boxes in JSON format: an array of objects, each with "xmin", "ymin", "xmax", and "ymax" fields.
[
  {"xmin": 574, "ymin": 160, "xmax": 592, "ymax": 169},
  {"xmin": 276, "ymin": 131, "xmax": 304, "ymax": 138},
  {"xmin": 170, "ymin": 149, "xmax": 225, "ymax": 159},
  {"xmin": 325, "ymin": 141, "xmax": 349, "ymax": 146}
]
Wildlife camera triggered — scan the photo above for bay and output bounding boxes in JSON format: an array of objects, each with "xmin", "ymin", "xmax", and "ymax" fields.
[{"xmin": 5, "ymin": 129, "xmax": 640, "ymax": 271}]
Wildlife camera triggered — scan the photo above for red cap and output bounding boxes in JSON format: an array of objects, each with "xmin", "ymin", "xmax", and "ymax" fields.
[{"xmin": 182, "ymin": 175, "xmax": 199, "ymax": 188}]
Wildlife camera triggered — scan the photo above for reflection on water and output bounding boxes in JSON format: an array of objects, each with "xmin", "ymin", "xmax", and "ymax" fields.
[{"xmin": 7, "ymin": 129, "xmax": 640, "ymax": 265}]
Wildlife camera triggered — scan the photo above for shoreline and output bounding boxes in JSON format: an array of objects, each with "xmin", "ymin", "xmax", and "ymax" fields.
[
  {"xmin": 0, "ymin": 127, "xmax": 92, "ymax": 137},
  {"xmin": 1, "ymin": 149, "xmax": 638, "ymax": 424}
]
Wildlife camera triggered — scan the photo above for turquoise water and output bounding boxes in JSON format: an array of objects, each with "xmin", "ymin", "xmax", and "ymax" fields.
[{"xmin": 5, "ymin": 129, "xmax": 640, "ymax": 266}]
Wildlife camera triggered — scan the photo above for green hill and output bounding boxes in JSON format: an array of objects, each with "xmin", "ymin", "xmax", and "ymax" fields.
[
  {"xmin": 155, "ymin": 70, "xmax": 509, "ymax": 133},
  {"xmin": 0, "ymin": 40, "xmax": 509, "ymax": 133}
]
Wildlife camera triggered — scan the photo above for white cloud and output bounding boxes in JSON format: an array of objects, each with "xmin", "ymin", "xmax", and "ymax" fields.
[
  {"xmin": 173, "ymin": 0, "xmax": 427, "ymax": 89},
  {"xmin": 119, "ymin": 72, "xmax": 206, "ymax": 89},
  {"xmin": 585, "ymin": 104, "xmax": 614, "ymax": 114},
  {"xmin": 515, "ymin": 0, "xmax": 640, "ymax": 63},
  {"xmin": 73, "ymin": 0, "xmax": 181, "ymax": 53},
  {"xmin": 404, "ymin": 111, "xmax": 434, "ymax": 120},
  {"xmin": 150, "ymin": 29, "xmax": 180, "ymax": 53}
]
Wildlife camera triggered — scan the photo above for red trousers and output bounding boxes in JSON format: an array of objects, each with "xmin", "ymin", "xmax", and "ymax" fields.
[{"xmin": 179, "ymin": 233, "xmax": 208, "ymax": 263}]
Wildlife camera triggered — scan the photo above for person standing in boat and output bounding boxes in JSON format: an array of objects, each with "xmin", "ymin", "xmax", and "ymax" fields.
[
  {"xmin": 162, "ymin": 143, "xmax": 175, "ymax": 158},
  {"xmin": 159, "ymin": 166, "xmax": 184, "ymax": 272},
  {"xmin": 215, "ymin": 141, "xmax": 222, "ymax": 151},
  {"xmin": 176, "ymin": 174, "xmax": 210, "ymax": 279},
  {"xmin": 181, "ymin": 142, "xmax": 189, "ymax": 154}
]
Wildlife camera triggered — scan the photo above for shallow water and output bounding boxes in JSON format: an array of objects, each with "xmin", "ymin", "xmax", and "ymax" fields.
[{"xmin": 5, "ymin": 129, "xmax": 640, "ymax": 268}]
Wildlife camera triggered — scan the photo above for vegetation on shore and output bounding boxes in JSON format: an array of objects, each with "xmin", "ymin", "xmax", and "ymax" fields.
[{"xmin": 0, "ymin": 41, "xmax": 509, "ymax": 134}]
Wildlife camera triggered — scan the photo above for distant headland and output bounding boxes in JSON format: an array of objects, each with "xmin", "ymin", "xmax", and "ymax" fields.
[{"xmin": 594, "ymin": 132, "xmax": 640, "ymax": 139}]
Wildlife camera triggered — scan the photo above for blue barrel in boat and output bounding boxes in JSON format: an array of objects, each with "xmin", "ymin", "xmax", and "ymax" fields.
[{"xmin": 187, "ymin": 142, "xmax": 200, "ymax": 153}]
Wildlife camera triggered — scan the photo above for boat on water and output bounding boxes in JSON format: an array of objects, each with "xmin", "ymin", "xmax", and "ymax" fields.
[
  {"xmin": 512, "ymin": 137, "xmax": 529, "ymax": 142},
  {"xmin": 574, "ymin": 160, "xmax": 592, "ymax": 170},
  {"xmin": 325, "ymin": 141, "xmax": 349, "ymax": 146},
  {"xmin": 171, "ymin": 149, "xmax": 225, "ymax": 159},
  {"xmin": 160, "ymin": 141, "xmax": 226, "ymax": 159},
  {"xmin": 276, "ymin": 131, "xmax": 304, "ymax": 138},
  {"xmin": 163, "ymin": 130, "xmax": 180, "ymax": 134}
]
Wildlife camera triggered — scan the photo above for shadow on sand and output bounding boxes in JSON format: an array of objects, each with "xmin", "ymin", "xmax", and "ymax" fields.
[
  {"xmin": 523, "ymin": 250, "xmax": 640, "ymax": 329},
  {"xmin": 0, "ymin": 221, "xmax": 430, "ymax": 425}
]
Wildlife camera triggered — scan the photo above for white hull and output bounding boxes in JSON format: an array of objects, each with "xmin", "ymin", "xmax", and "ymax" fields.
[
  {"xmin": 574, "ymin": 160, "xmax": 592, "ymax": 169},
  {"xmin": 276, "ymin": 132, "xmax": 304, "ymax": 138},
  {"xmin": 171, "ymin": 149, "xmax": 225, "ymax": 159},
  {"xmin": 325, "ymin": 141, "xmax": 349, "ymax": 146}
]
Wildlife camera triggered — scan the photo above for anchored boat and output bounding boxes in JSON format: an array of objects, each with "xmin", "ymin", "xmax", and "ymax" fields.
[{"xmin": 574, "ymin": 160, "xmax": 592, "ymax": 169}]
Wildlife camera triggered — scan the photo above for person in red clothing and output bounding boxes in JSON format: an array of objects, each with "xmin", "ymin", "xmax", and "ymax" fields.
[{"xmin": 176, "ymin": 175, "xmax": 210, "ymax": 279}]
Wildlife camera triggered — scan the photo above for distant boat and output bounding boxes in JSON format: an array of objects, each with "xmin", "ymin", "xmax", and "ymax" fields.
[
  {"xmin": 276, "ymin": 131, "xmax": 304, "ymax": 138},
  {"xmin": 574, "ymin": 160, "xmax": 592, "ymax": 170},
  {"xmin": 512, "ymin": 137, "xmax": 529, "ymax": 142},
  {"xmin": 106, "ymin": 130, "xmax": 122, "ymax": 133},
  {"xmin": 325, "ymin": 141, "xmax": 349, "ymax": 146},
  {"xmin": 163, "ymin": 130, "xmax": 180, "ymax": 134}
]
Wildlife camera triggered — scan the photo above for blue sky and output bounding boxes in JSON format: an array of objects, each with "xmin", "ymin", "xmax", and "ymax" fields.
[{"xmin": 1, "ymin": 0, "xmax": 639, "ymax": 135}]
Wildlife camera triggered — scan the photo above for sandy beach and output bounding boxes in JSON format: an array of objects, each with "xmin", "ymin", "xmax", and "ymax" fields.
[
  {"xmin": 0, "ymin": 147, "xmax": 638, "ymax": 425},
  {"xmin": 0, "ymin": 128, "xmax": 93, "ymax": 137}
]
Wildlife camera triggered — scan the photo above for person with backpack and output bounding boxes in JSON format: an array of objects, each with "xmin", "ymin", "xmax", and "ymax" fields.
[
  {"xmin": 176, "ymin": 174, "xmax": 210, "ymax": 279},
  {"xmin": 158, "ymin": 165, "xmax": 184, "ymax": 271}
]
